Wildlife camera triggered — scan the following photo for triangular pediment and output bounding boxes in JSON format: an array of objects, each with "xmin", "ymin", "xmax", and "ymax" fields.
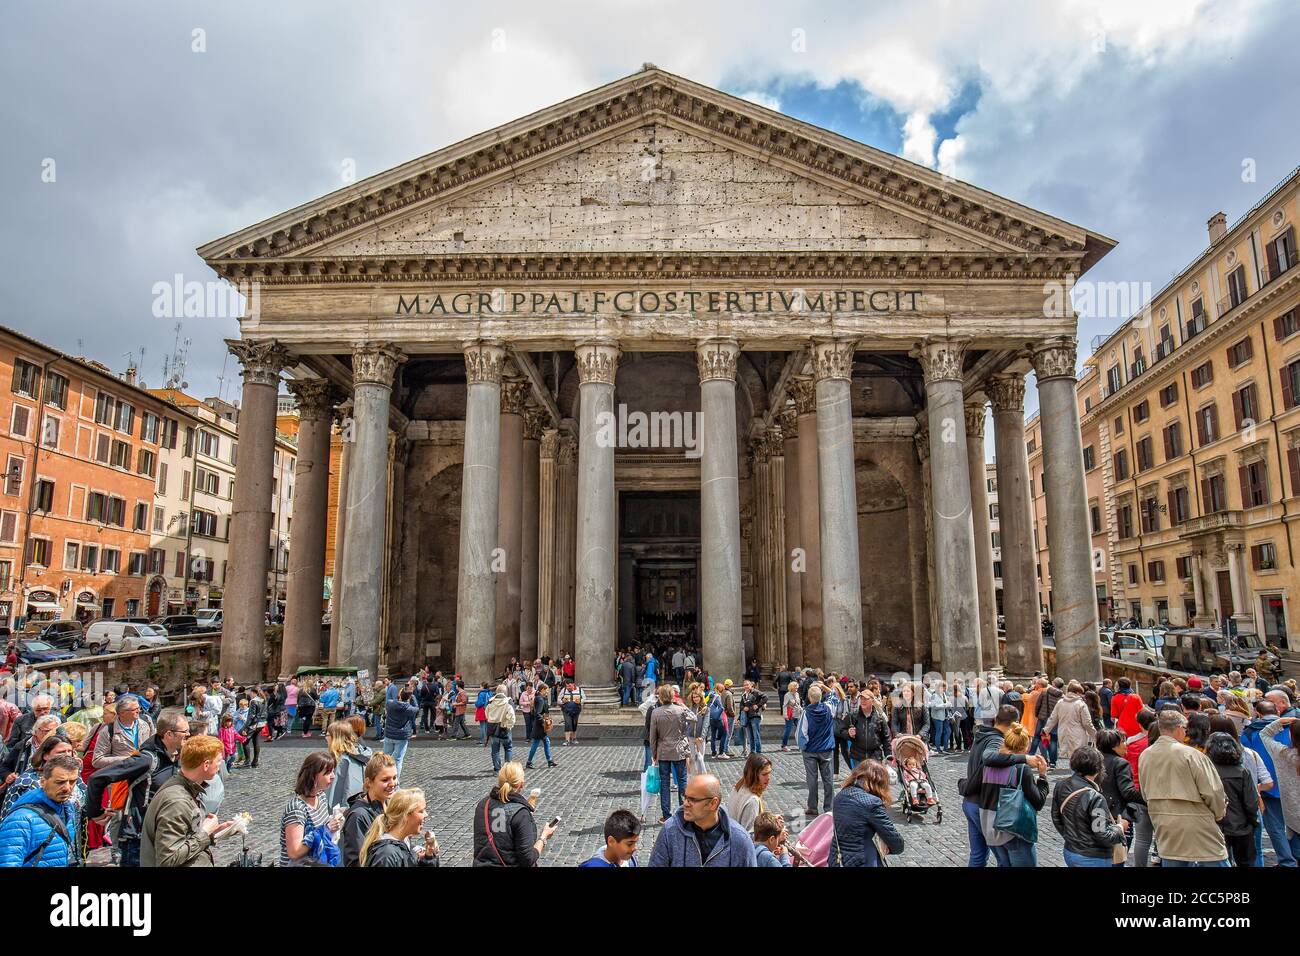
[
  {"xmin": 309, "ymin": 124, "xmax": 996, "ymax": 258},
  {"xmin": 199, "ymin": 67, "xmax": 1114, "ymax": 274}
]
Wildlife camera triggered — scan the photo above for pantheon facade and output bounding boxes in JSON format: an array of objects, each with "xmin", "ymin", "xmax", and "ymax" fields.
[{"xmin": 201, "ymin": 68, "xmax": 1113, "ymax": 696}]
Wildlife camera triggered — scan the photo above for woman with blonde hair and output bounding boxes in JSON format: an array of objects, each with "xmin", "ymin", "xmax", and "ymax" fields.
[
  {"xmin": 781, "ymin": 680, "xmax": 802, "ymax": 752},
  {"xmin": 982, "ymin": 721, "xmax": 1050, "ymax": 866},
  {"xmin": 472, "ymin": 761, "xmax": 557, "ymax": 867},
  {"xmin": 326, "ymin": 720, "xmax": 370, "ymax": 808},
  {"xmin": 359, "ymin": 788, "xmax": 439, "ymax": 867}
]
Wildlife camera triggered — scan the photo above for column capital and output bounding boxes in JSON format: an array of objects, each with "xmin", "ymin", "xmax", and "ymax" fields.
[
  {"xmin": 462, "ymin": 341, "xmax": 508, "ymax": 385},
  {"xmin": 696, "ymin": 338, "xmax": 740, "ymax": 383},
  {"xmin": 575, "ymin": 340, "xmax": 621, "ymax": 386},
  {"xmin": 810, "ymin": 337, "xmax": 857, "ymax": 383},
  {"xmin": 522, "ymin": 405, "xmax": 547, "ymax": 441},
  {"xmin": 500, "ymin": 378, "xmax": 529, "ymax": 416},
  {"xmin": 789, "ymin": 377, "xmax": 817, "ymax": 415},
  {"xmin": 778, "ymin": 403, "xmax": 799, "ymax": 435},
  {"xmin": 751, "ymin": 433, "xmax": 772, "ymax": 464},
  {"xmin": 285, "ymin": 378, "xmax": 341, "ymax": 422},
  {"xmin": 986, "ymin": 372, "xmax": 1027, "ymax": 413},
  {"xmin": 914, "ymin": 415, "xmax": 930, "ymax": 464},
  {"xmin": 352, "ymin": 343, "xmax": 405, "ymax": 388},
  {"xmin": 964, "ymin": 399, "xmax": 987, "ymax": 440},
  {"xmin": 913, "ymin": 337, "xmax": 968, "ymax": 385},
  {"xmin": 226, "ymin": 338, "xmax": 290, "ymax": 388},
  {"xmin": 766, "ymin": 422, "xmax": 785, "ymax": 451},
  {"xmin": 1031, "ymin": 337, "xmax": 1079, "ymax": 382},
  {"xmin": 540, "ymin": 428, "xmax": 561, "ymax": 459},
  {"xmin": 557, "ymin": 433, "xmax": 578, "ymax": 465}
]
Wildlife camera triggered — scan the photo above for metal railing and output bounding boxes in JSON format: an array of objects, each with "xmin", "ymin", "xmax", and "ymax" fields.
[{"xmin": 1263, "ymin": 248, "xmax": 1299, "ymax": 284}]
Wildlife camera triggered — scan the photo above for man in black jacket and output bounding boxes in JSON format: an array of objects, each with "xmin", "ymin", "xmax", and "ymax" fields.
[
  {"xmin": 960, "ymin": 704, "xmax": 1046, "ymax": 868},
  {"xmin": 84, "ymin": 708, "xmax": 187, "ymax": 866}
]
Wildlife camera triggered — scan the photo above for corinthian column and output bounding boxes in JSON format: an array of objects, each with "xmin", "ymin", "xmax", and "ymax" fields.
[
  {"xmin": 282, "ymin": 379, "xmax": 339, "ymax": 677},
  {"xmin": 917, "ymin": 338, "xmax": 981, "ymax": 675},
  {"xmin": 455, "ymin": 341, "xmax": 506, "ymax": 684},
  {"xmin": 555, "ymin": 431, "xmax": 578, "ymax": 653},
  {"xmin": 790, "ymin": 376, "xmax": 822, "ymax": 667},
  {"xmin": 536, "ymin": 429, "xmax": 559, "ymax": 659},
  {"xmin": 751, "ymin": 433, "xmax": 772, "ymax": 668},
  {"xmin": 988, "ymin": 373, "xmax": 1042, "ymax": 675},
  {"xmin": 574, "ymin": 341, "xmax": 620, "ymax": 698},
  {"xmin": 338, "ymin": 343, "xmax": 405, "ymax": 678},
  {"xmin": 520, "ymin": 407, "xmax": 543, "ymax": 662},
  {"xmin": 224, "ymin": 338, "xmax": 289, "ymax": 683},
  {"xmin": 767, "ymin": 422, "xmax": 788, "ymax": 675},
  {"xmin": 1033, "ymin": 337, "xmax": 1102, "ymax": 682},
  {"xmin": 811, "ymin": 338, "xmax": 863, "ymax": 678},
  {"xmin": 780, "ymin": 406, "xmax": 803, "ymax": 669},
  {"xmin": 698, "ymin": 338, "xmax": 744, "ymax": 682},
  {"xmin": 494, "ymin": 377, "xmax": 527, "ymax": 673},
  {"xmin": 328, "ymin": 400, "xmax": 352, "ymax": 664},
  {"xmin": 966, "ymin": 398, "xmax": 997, "ymax": 671}
]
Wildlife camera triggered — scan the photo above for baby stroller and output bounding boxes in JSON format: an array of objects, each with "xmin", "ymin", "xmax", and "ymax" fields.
[{"xmin": 890, "ymin": 734, "xmax": 942, "ymax": 824}]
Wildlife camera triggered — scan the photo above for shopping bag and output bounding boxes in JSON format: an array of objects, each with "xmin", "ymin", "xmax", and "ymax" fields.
[
  {"xmin": 639, "ymin": 770, "xmax": 657, "ymax": 815},
  {"xmin": 645, "ymin": 764, "xmax": 661, "ymax": 794}
]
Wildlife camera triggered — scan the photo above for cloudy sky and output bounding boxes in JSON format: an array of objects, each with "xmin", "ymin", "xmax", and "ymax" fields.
[{"xmin": 3, "ymin": 0, "xmax": 1297, "ymax": 418}]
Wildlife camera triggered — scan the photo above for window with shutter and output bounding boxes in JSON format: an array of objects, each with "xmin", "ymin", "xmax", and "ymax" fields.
[
  {"xmin": 0, "ymin": 511, "xmax": 15, "ymax": 543},
  {"xmin": 94, "ymin": 433, "xmax": 111, "ymax": 464},
  {"xmin": 1283, "ymin": 361, "xmax": 1300, "ymax": 410},
  {"xmin": 1289, "ymin": 448, "xmax": 1300, "ymax": 498},
  {"xmin": 10, "ymin": 404, "xmax": 31, "ymax": 439},
  {"xmin": 4, "ymin": 458, "xmax": 22, "ymax": 496}
]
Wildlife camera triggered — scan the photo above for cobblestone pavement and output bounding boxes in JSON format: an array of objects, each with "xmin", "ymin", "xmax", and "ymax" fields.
[{"xmin": 214, "ymin": 728, "xmax": 1081, "ymax": 866}]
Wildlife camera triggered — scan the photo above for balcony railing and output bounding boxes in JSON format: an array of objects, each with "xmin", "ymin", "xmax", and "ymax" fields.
[
  {"xmin": 1129, "ymin": 359, "xmax": 1147, "ymax": 379},
  {"xmin": 1184, "ymin": 314, "xmax": 1209, "ymax": 340},
  {"xmin": 1218, "ymin": 292, "xmax": 1247, "ymax": 317},
  {"xmin": 1178, "ymin": 510, "xmax": 1244, "ymax": 536},
  {"xmin": 1155, "ymin": 338, "xmax": 1176, "ymax": 361}
]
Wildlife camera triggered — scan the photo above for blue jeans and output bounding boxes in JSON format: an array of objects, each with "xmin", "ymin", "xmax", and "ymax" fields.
[
  {"xmin": 744, "ymin": 715, "xmax": 762, "ymax": 753},
  {"xmin": 931, "ymin": 717, "xmax": 951, "ymax": 751},
  {"xmin": 1064, "ymin": 848, "xmax": 1115, "ymax": 867},
  {"xmin": 1261, "ymin": 798, "xmax": 1299, "ymax": 866},
  {"xmin": 527, "ymin": 736, "xmax": 552, "ymax": 764},
  {"xmin": 119, "ymin": 838, "xmax": 141, "ymax": 868},
  {"xmin": 383, "ymin": 737, "xmax": 409, "ymax": 781},
  {"xmin": 658, "ymin": 759, "xmax": 688, "ymax": 819},
  {"xmin": 993, "ymin": 836, "xmax": 1037, "ymax": 867},
  {"xmin": 479, "ymin": 719, "xmax": 488, "ymax": 744},
  {"xmin": 621, "ymin": 683, "xmax": 633, "ymax": 706},
  {"xmin": 732, "ymin": 712, "xmax": 749, "ymax": 748},
  {"xmin": 490, "ymin": 734, "xmax": 513, "ymax": 771},
  {"xmin": 710, "ymin": 719, "xmax": 730, "ymax": 756},
  {"xmin": 782, "ymin": 717, "xmax": 797, "ymax": 747},
  {"xmin": 1029, "ymin": 729, "xmax": 1059, "ymax": 766},
  {"xmin": 1161, "ymin": 858, "xmax": 1230, "ymax": 867},
  {"xmin": 643, "ymin": 743, "xmax": 652, "ymax": 771},
  {"xmin": 963, "ymin": 799, "xmax": 991, "ymax": 868}
]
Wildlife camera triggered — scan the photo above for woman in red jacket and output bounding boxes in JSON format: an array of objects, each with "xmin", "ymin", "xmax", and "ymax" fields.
[{"xmin": 1110, "ymin": 677, "xmax": 1145, "ymax": 737}]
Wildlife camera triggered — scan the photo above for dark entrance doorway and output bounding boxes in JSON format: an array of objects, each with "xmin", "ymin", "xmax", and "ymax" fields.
[{"xmin": 618, "ymin": 491, "xmax": 700, "ymax": 648}]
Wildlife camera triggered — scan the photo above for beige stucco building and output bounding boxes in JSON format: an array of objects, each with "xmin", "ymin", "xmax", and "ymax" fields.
[
  {"xmin": 1028, "ymin": 166, "xmax": 1299, "ymax": 650},
  {"xmin": 199, "ymin": 68, "xmax": 1115, "ymax": 689}
]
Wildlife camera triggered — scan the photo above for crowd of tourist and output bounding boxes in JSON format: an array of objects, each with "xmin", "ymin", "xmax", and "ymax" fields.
[{"xmin": 0, "ymin": 640, "xmax": 1294, "ymax": 868}]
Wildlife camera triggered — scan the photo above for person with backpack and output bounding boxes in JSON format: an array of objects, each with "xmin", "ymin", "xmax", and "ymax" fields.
[
  {"xmin": 472, "ymin": 761, "xmax": 556, "ymax": 867},
  {"xmin": 0, "ymin": 754, "xmax": 80, "ymax": 867},
  {"xmin": 738, "ymin": 680, "xmax": 767, "ymax": 754},
  {"xmin": 83, "ymin": 708, "xmax": 188, "ymax": 867},
  {"xmin": 141, "ymin": 735, "xmax": 232, "ymax": 867},
  {"xmin": 559, "ymin": 679, "xmax": 586, "ymax": 746},
  {"xmin": 484, "ymin": 685, "xmax": 517, "ymax": 772}
]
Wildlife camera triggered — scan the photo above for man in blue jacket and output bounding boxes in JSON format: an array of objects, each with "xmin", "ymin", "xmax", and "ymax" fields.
[
  {"xmin": 648, "ymin": 774, "xmax": 755, "ymax": 867},
  {"xmin": 801, "ymin": 684, "xmax": 837, "ymax": 816},
  {"xmin": 0, "ymin": 754, "xmax": 80, "ymax": 867},
  {"xmin": 1242, "ymin": 698, "xmax": 1295, "ymax": 867}
]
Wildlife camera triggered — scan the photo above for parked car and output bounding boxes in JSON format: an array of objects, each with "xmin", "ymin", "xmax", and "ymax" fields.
[
  {"xmin": 1160, "ymin": 627, "xmax": 1282, "ymax": 676},
  {"xmin": 112, "ymin": 617, "xmax": 153, "ymax": 626},
  {"xmin": 15, "ymin": 639, "xmax": 77, "ymax": 664},
  {"xmin": 19, "ymin": 620, "xmax": 85, "ymax": 651},
  {"xmin": 195, "ymin": 608, "xmax": 223, "ymax": 632},
  {"xmin": 152, "ymin": 614, "xmax": 208, "ymax": 637},
  {"xmin": 85, "ymin": 621, "xmax": 171, "ymax": 655},
  {"xmin": 1114, "ymin": 628, "xmax": 1167, "ymax": 667}
]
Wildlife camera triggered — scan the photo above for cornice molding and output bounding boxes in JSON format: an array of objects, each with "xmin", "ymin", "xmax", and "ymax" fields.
[{"xmin": 210, "ymin": 250, "xmax": 1086, "ymax": 285}]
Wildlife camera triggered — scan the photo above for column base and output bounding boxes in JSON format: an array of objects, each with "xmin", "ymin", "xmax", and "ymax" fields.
[{"xmin": 1231, "ymin": 614, "xmax": 1257, "ymax": 635}]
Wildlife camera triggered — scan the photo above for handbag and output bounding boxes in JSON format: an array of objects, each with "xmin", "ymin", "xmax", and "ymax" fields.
[
  {"xmin": 645, "ymin": 764, "xmax": 661, "ymax": 794},
  {"xmin": 992, "ymin": 765, "xmax": 1038, "ymax": 843},
  {"xmin": 540, "ymin": 713, "xmax": 554, "ymax": 734}
]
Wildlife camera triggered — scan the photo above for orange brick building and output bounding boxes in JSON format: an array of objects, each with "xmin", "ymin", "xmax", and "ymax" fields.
[{"xmin": 0, "ymin": 326, "xmax": 193, "ymax": 628}]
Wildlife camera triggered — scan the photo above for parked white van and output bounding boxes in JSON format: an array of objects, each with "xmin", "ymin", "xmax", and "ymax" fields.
[
  {"xmin": 84, "ymin": 621, "xmax": 171, "ymax": 655},
  {"xmin": 1114, "ymin": 628, "xmax": 1167, "ymax": 667}
]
